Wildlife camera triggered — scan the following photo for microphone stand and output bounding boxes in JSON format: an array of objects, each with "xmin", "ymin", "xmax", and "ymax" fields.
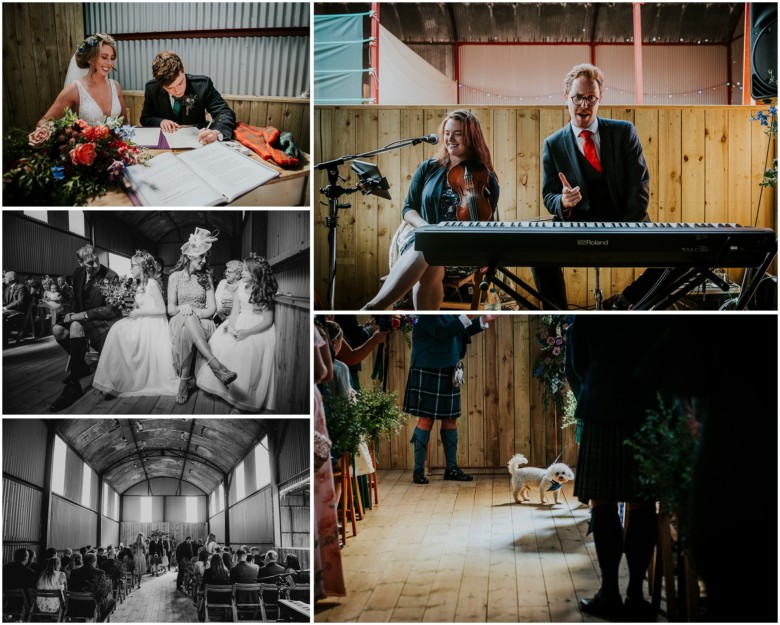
[{"xmin": 316, "ymin": 136, "xmax": 434, "ymax": 309}]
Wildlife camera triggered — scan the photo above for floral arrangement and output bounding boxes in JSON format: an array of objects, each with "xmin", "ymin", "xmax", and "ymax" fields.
[
  {"xmin": 97, "ymin": 276, "xmax": 136, "ymax": 312},
  {"xmin": 180, "ymin": 93, "xmax": 197, "ymax": 115},
  {"xmin": 750, "ymin": 103, "xmax": 777, "ymax": 189},
  {"xmin": 371, "ymin": 314, "xmax": 418, "ymax": 387},
  {"xmin": 3, "ymin": 109, "xmax": 149, "ymax": 206},
  {"xmin": 532, "ymin": 315, "xmax": 571, "ymax": 417},
  {"xmin": 76, "ymin": 36, "xmax": 100, "ymax": 56}
]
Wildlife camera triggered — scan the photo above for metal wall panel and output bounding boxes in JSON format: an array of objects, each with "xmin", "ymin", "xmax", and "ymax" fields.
[
  {"xmin": 3, "ymin": 544, "xmax": 40, "ymax": 568},
  {"xmin": 124, "ymin": 478, "xmax": 206, "ymax": 496},
  {"xmin": 49, "ymin": 495, "xmax": 97, "ymax": 551},
  {"xmin": 63, "ymin": 445, "xmax": 84, "ymax": 507},
  {"xmin": 277, "ymin": 420, "xmax": 309, "ymax": 483},
  {"xmin": 122, "ymin": 495, "xmax": 166, "ymax": 522},
  {"xmin": 104, "ymin": 483, "xmax": 119, "ymax": 520},
  {"xmin": 86, "ymin": 2, "xmax": 309, "ymax": 33},
  {"xmin": 164, "ymin": 496, "xmax": 208, "ymax": 522},
  {"xmin": 3, "ymin": 419, "xmax": 48, "ymax": 488},
  {"xmin": 91, "ymin": 213, "xmax": 157, "ymax": 257},
  {"xmin": 209, "ymin": 510, "xmax": 226, "ymax": 542},
  {"xmin": 3, "ymin": 479, "xmax": 43, "ymax": 542},
  {"xmin": 407, "ymin": 44, "xmax": 454, "ymax": 80},
  {"xmin": 228, "ymin": 488, "xmax": 273, "ymax": 544},
  {"xmin": 102, "ymin": 516, "xmax": 120, "ymax": 548},
  {"xmin": 266, "ymin": 211, "xmax": 309, "ymax": 265},
  {"xmin": 2, "ymin": 214, "xmax": 89, "ymax": 277}
]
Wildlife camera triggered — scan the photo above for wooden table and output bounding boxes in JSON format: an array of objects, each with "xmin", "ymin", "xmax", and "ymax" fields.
[
  {"xmin": 277, "ymin": 599, "xmax": 310, "ymax": 622},
  {"xmin": 89, "ymin": 148, "xmax": 310, "ymax": 207}
]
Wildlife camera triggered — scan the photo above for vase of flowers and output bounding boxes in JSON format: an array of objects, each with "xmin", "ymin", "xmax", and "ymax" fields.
[{"xmin": 3, "ymin": 109, "xmax": 149, "ymax": 206}]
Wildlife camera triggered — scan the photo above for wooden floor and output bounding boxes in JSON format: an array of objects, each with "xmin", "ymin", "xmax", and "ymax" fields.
[
  {"xmin": 2, "ymin": 336, "xmax": 273, "ymax": 415},
  {"xmin": 113, "ymin": 568, "xmax": 198, "ymax": 623},
  {"xmin": 316, "ymin": 469, "xmax": 667, "ymax": 623}
]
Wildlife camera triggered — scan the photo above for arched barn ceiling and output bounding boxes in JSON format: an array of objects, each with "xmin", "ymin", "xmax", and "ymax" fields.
[
  {"xmin": 85, "ymin": 211, "xmax": 243, "ymax": 243},
  {"xmin": 52, "ymin": 419, "xmax": 269, "ymax": 495},
  {"xmin": 315, "ymin": 3, "xmax": 743, "ymax": 45}
]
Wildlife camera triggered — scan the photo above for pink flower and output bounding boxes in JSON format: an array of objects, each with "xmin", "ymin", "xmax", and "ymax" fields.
[
  {"xmin": 70, "ymin": 142, "xmax": 97, "ymax": 166},
  {"xmin": 546, "ymin": 336, "xmax": 555, "ymax": 345},
  {"xmin": 28, "ymin": 125, "xmax": 52, "ymax": 148},
  {"xmin": 552, "ymin": 347, "xmax": 561, "ymax": 356}
]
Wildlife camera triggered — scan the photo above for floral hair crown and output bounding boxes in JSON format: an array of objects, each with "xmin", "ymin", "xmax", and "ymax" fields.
[{"xmin": 77, "ymin": 36, "xmax": 100, "ymax": 56}]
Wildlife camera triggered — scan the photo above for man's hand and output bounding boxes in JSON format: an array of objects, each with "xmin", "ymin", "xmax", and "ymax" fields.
[
  {"xmin": 161, "ymin": 120, "xmax": 181, "ymax": 133},
  {"xmin": 482, "ymin": 314, "xmax": 499, "ymax": 324},
  {"xmin": 559, "ymin": 172, "xmax": 582, "ymax": 215},
  {"xmin": 197, "ymin": 129, "xmax": 219, "ymax": 145}
]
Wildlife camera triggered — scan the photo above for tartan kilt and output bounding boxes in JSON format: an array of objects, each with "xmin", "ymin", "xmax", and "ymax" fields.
[
  {"xmin": 403, "ymin": 366, "xmax": 461, "ymax": 419},
  {"xmin": 573, "ymin": 420, "xmax": 651, "ymax": 503},
  {"xmin": 83, "ymin": 314, "xmax": 123, "ymax": 353}
]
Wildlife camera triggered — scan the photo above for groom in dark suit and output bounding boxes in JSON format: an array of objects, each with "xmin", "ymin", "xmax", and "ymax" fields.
[
  {"xmin": 533, "ymin": 63, "xmax": 670, "ymax": 310},
  {"xmin": 140, "ymin": 50, "xmax": 236, "ymax": 144},
  {"xmin": 50, "ymin": 244, "xmax": 123, "ymax": 411}
]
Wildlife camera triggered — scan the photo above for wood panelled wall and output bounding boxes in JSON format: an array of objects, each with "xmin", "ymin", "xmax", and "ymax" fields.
[
  {"xmin": 2, "ymin": 3, "xmax": 84, "ymax": 133},
  {"xmin": 274, "ymin": 299, "xmax": 310, "ymax": 415},
  {"xmin": 123, "ymin": 92, "xmax": 310, "ymax": 153},
  {"xmin": 315, "ymin": 106, "xmax": 778, "ymax": 310},
  {"xmin": 355, "ymin": 315, "xmax": 578, "ymax": 470},
  {"xmin": 119, "ymin": 522, "xmax": 207, "ymax": 547}
]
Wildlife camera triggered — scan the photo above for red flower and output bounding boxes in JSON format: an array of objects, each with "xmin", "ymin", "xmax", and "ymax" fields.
[
  {"xmin": 391, "ymin": 317, "xmax": 401, "ymax": 329},
  {"xmin": 75, "ymin": 119, "xmax": 90, "ymax": 132},
  {"xmin": 70, "ymin": 142, "xmax": 97, "ymax": 166}
]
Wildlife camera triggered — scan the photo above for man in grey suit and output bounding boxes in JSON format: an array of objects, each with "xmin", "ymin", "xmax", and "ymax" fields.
[{"xmin": 533, "ymin": 63, "xmax": 668, "ymax": 310}]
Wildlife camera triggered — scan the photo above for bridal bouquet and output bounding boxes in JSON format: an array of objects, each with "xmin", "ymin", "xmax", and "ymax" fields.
[
  {"xmin": 3, "ymin": 109, "xmax": 150, "ymax": 206},
  {"xmin": 98, "ymin": 276, "xmax": 136, "ymax": 314}
]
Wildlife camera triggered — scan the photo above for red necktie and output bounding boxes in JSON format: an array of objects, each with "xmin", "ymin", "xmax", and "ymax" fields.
[{"xmin": 579, "ymin": 130, "xmax": 601, "ymax": 173}]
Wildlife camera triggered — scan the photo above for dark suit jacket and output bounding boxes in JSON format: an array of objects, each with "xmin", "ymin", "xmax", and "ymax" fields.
[
  {"xmin": 98, "ymin": 558, "xmax": 123, "ymax": 585},
  {"xmin": 230, "ymin": 562, "xmax": 260, "ymax": 603},
  {"xmin": 2, "ymin": 561, "xmax": 36, "ymax": 589},
  {"xmin": 542, "ymin": 117, "xmax": 650, "ymax": 222},
  {"xmin": 256, "ymin": 562, "xmax": 287, "ymax": 581},
  {"xmin": 175, "ymin": 541, "xmax": 194, "ymax": 563},
  {"xmin": 3, "ymin": 283, "xmax": 29, "ymax": 313},
  {"xmin": 66, "ymin": 264, "xmax": 123, "ymax": 352},
  {"xmin": 68, "ymin": 565, "xmax": 107, "ymax": 592},
  {"xmin": 140, "ymin": 75, "xmax": 236, "ymax": 139},
  {"xmin": 409, "ymin": 315, "xmax": 484, "ymax": 369}
]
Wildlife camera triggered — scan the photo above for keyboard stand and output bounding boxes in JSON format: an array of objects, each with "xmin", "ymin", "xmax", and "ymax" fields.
[{"xmin": 474, "ymin": 264, "xmax": 558, "ymax": 311}]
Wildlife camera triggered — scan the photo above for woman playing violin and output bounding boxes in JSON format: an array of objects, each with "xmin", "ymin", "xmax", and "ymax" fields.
[{"xmin": 362, "ymin": 109, "xmax": 500, "ymax": 310}]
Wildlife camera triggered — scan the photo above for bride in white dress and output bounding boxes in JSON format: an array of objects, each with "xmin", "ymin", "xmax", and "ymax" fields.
[
  {"xmin": 93, "ymin": 251, "xmax": 179, "ymax": 398},
  {"xmin": 37, "ymin": 33, "xmax": 126, "ymax": 127}
]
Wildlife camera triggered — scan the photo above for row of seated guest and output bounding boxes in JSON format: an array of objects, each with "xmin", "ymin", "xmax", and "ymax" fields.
[{"xmin": 189, "ymin": 547, "xmax": 306, "ymax": 583}]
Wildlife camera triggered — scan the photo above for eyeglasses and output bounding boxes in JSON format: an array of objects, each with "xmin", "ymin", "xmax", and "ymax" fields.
[{"xmin": 570, "ymin": 94, "xmax": 600, "ymax": 107}]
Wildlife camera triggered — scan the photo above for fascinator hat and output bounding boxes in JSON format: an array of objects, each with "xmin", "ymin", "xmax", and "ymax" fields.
[{"xmin": 181, "ymin": 228, "xmax": 219, "ymax": 257}]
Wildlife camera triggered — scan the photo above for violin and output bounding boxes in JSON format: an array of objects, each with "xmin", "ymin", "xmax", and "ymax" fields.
[{"xmin": 447, "ymin": 162, "xmax": 492, "ymax": 222}]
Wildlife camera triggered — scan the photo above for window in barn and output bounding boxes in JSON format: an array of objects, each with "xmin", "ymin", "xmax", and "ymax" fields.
[
  {"xmin": 52, "ymin": 435, "xmax": 66, "ymax": 496},
  {"xmin": 140, "ymin": 496, "xmax": 152, "ymax": 522},
  {"xmin": 68, "ymin": 210, "xmax": 86, "ymax": 236},
  {"xmin": 24, "ymin": 210, "xmax": 47, "ymax": 223},
  {"xmin": 81, "ymin": 463, "xmax": 92, "ymax": 508},
  {"xmin": 255, "ymin": 437, "xmax": 270, "ymax": 490},
  {"xmin": 236, "ymin": 460, "xmax": 246, "ymax": 501},
  {"xmin": 186, "ymin": 496, "xmax": 198, "ymax": 522},
  {"xmin": 103, "ymin": 482, "xmax": 108, "ymax": 515},
  {"xmin": 108, "ymin": 252, "xmax": 131, "ymax": 277},
  {"xmin": 218, "ymin": 483, "xmax": 225, "ymax": 511}
]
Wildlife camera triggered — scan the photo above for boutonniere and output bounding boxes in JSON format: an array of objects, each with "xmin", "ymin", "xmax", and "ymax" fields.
[{"xmin": 181, "ymin": 93, "xmax": 197, "ymax": 115}]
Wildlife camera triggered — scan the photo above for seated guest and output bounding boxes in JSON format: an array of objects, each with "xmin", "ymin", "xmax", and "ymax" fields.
[
  {"xmin": 2, "ymin": 271, "xmax": 30, "ymax": 346},
  {"xmin": 154, "ymin": 258, "xmax": 169, "ymax": 307},
  {"xmin": 245, "ymin": 554, "xmax": 259, "ymax": 575},
  {"xmin": 193, "ymin": 548, "xmax": 209, "ymax": 578},
  {"xmin": 221, "ymin": 551, "xmax": 233, "ymax": 571},
  {"xmin": 201, "ymin": 554, "xmax": 230, "ymax": 589},
  {"xmin": 96, "ymin": 547, "xmax": 106, "ymax": 566},
  {"xmin": 140, "ymin": 51, "xmax": 236, "ymax": 143},
  {"xmin": 35, "ymin": 556, "xmax": 67, "ymax": 615},
  {"xmin": 98, "ymin": 548, "xmax": 123, "ymax": 589},
  {"xmin": 214, "ymin": 260, "xmax": 242, "ymax": 322},
  {"xmin": 60, "ymin": 548, "xmax": 73, "ymax": 570},
  {"xmin": 2, "ymin": 547, "xmax": 36, "ymax": 590},
  {"xmin": 257, "ymin": 550, "xmax": 286, "ymax": 580},
  {"xmin": 284, "ymin": 554, "xmax": 306, "ymax": 582},
  {"xmin": 68, "ymin": 553, "xmax": 115, "ymax": 622},
  {"xmin": 230, "ymin": 549, "xmax": 259, "ymax": 605},
  {"xmin": 65, "ymin": 552, "xmax": 83, "ymax": 583},
  {"xmin": 27, "ymin": 549, "xmax": 38, "ymax": 573}
]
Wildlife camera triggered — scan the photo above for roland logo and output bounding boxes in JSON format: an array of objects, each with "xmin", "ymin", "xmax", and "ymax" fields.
[{"xmin": 577, "ymin": 238, "xmax": 609, "ymax": 246}]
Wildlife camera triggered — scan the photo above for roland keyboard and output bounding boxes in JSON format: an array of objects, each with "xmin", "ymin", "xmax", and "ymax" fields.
[{"xmin": 414, "ymin": 221, "xmax": 777, "ymax": 268}]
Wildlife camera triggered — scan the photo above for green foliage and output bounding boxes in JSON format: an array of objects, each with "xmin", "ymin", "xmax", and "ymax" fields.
[
  {"xmin": 324, "ymin": 393, "xmax": 362, "ymax": 458},
  {"xmin": 532, "ymin": 315, "xmax": 571, "ymax": 416},
  {"xmin": 354, "ymin": 385, "xmax": 407, "ymax": 441},
  {"xmin": 624, "ymin": 396, "xmax": 696, "ymax": 525},
  {"xmin": 561, "ymin": 389, "xmax": 577, "ymax": 429}
]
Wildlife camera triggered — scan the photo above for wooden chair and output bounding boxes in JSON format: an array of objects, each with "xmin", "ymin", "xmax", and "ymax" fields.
[
  {"xmin": 258, "ymin": 584, "xmax": 279, "ymax": 622},
  {"xmin": 122, "ymin": 569, "xmax": 134, "ymax": 595},
  {"xmin": 110, "ymin": 575, "xmax": 123, "ymax": 605},
  {"xmin": 233, "ymin": 583, "xmax": 266, "ymax": 622},
  {"xmin": 287, "ymin": 584, "xmax": 310, "ymax": 603},
  {"xmin": 333, "ymin": 453, "xmax": 358, "ymax": 544},
  {"xmin": 63, "ymin": 591, "xmax": 99, "ymax": 622},
  {"xmin": 191, "ymin": 574, "xmax": 204, "ymax": 606},
  {"xmin": 2, "ymin": 588, "xmax": 31, "ymax": 622},
  {"xmin": 366, "ymin": 443, "xmax": 380, "ymax": 506},
  {"xmin": 203, "ymin": 584, "xmax": 236, "ymax": 623},
  {"xmin": 26, "ymin": 589, "xmax": 65, "ymax": 622}
]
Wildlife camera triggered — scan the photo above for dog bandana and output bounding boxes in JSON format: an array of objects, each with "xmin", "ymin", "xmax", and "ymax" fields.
[{"xmin": 547, "ymin": 482, "xmax": 563, "ymax": 492}]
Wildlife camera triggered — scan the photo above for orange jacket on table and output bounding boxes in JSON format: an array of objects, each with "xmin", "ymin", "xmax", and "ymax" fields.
[{"xmin": 234, "ymin": 123, "xmax": 300, "ymax": 168}]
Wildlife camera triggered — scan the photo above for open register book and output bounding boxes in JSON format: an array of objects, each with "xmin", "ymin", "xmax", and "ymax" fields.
[{"xmin": 124, "ymin": 142, "xmax": 280, "ymax": 206}]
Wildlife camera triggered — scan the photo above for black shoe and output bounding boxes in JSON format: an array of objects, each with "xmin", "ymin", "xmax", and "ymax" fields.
[
  {"xmin": 443, "ymin": 466, "xmax": 473, "ymax": 481},
  {"xmin": 50, "ymin": 380, "xmax": 83, "ymax": 411},
  {"xmin": 580, "ymin": 591, "xmax": 624, "ymax": 620},
  {"xmin": 623, "ymin": 597, "xmax": 656, "ymax": 622},
  {"xmin": 412, "ymin": 469, "xmax": 429, "ymax": 484}
]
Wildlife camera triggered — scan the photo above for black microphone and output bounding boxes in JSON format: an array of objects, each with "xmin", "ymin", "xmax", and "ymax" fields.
[{"xmin": 411, "ymin": 134, "xmax": 439, "ymax": 145}]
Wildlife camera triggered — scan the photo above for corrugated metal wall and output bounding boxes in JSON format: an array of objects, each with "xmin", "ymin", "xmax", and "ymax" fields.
[
  {"xmin": 122, "ymin": 496, "xmax": 166, "ymax": 521},
  {"xmin": 3, "ymin": 479, "xmax": 43, "ymax": 542},
  {"xmin": 84, "ymin": 3, "xmax": 310, "ymax": 96},
  {"xmin": 102, "ymin": 516, "xmax": 120, "ymax": 547},
  {"xmin": 124, "ymin": 478, "xmax": 206, "ymax": 496},
  {"xmin": 49, "ymin": 495, "xmax": 97, "ymax": 550},
  {"xmin": 119, "ymin": 522, "xmax": 207, "ymax": 546},
  {"xmin": 209, "ymin": 510, "xmax": 226, "ymax": 541},
  {"xmin": 2, "ymin": 213, "xmax": 90, "ymax": 277},
  {"xmin": 457, "ymin": 43, "xmax": 730, "ymax": 105},
  {"xmin": 266, "ymin": 211, "xmax": 309, "ymax": 265},
  {"xmin": 165, "ymin": 496, "xmax": 208, "ymax": 522},
  {"xmin": 229, "ymin": 488, "xmax": 274, "ymax": 544},
  {"xmin": 280, "ymin": 492, "xmax": 308, "ymax": 549},
  {"xmin": 63, "ymin": 445, "xmax": 84, "ymax": 507},
  {"xmin": 277, "ymin": 420, "xmax": 309, "ymax": 483},
  {"xmin": 120, "ymin": 495, "xmax": 206, "ymax": 521},
  {"xmin": 3, "ymin": 419, "xmax": 48, "ymax": 487},
  {"xmin": 91, "ymin": 213, "xmax": 157, "ymax": 257}
]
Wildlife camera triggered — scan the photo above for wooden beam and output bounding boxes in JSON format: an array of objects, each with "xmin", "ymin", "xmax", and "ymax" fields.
[
  {"xmin": 267, "ymin": 426, "xmax": 283, "ymax": 549},
  {"xmin": 41, "ymin": 422, "xmax": 55, "ymax": 551}
]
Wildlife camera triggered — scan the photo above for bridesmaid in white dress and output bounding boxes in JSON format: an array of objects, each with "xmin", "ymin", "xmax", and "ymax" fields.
[
  {"xmin": 196, "ymin": 254, "xmax": 278, "ymax": 413},
  {"xmin": 37, "ymin": 33, "xmax": 126, "ymax": 126},
  {"xmin": 92, "ymin": 251, "xmax": 179, "ymax": 398}
]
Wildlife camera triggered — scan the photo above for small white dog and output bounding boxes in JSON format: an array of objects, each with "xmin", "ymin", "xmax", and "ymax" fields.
[{"xmin": 508, "ymin": 453, "xmax": 575, "ymax": 505}]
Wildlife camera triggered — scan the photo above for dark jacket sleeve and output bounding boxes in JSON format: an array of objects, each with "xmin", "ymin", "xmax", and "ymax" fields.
[
  {"xmin": 140, "ymin": 81, "xmax": 164, "ymax": 128},
  {"xmin": 402, "ymin": 160, "xmax": 437, "ymax": 222},
  {"xmin": 201, "ymin": 77, "xmax": 236, "ymax": 139},
  {"xmin": 6, "ymin": 284, "xmax": 30, "ymax": 312},
  {"xmin": 620, "ymin": 122, "xmax": 651, "ymax": 222},
  {"xmin": 542, "ymin": 134, "xmax": 568, "ymax": 220}
]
